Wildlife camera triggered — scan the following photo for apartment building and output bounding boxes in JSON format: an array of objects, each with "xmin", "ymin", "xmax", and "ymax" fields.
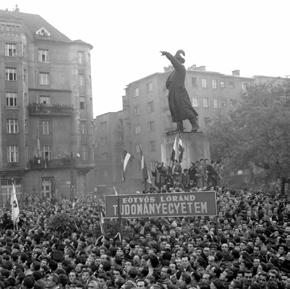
[{"xmin": 0, "ymin": 9, "xmax": 94, "ymax": 204}]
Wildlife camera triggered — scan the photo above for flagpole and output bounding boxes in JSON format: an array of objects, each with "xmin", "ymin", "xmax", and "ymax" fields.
[{"xmin": 117, "ymin": 195, "xmax": 122, "ymax": 240}]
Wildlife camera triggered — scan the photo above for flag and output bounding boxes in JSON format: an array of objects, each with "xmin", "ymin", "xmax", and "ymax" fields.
[
  {"xmin": 138, "ymin": 145, "xmax": 152, "ymax": 184},
  {"xmin": 122, "ymin": 151, "xmax": 132, "ymax": 182},
  {"xmin": 95, "ymin": 235, "xmax": 104, "ymax": 246},
  {"xmin": 114, "ymin": 232, "xmax": 122, "ymax": 242},
  {"xmin": 11, "ymin": 182, "xmax": 19, "ymax": 225},
  {"xmin": 113, "ymin": 186, "xmax": 118, "ymax": 195},
  {"xmin": 99, "ymin": 209, "xmax": 105, "ymax": 235},
  {"xmin": 171, "ymin": 135, "xmax": 184, "ymax": 163}
]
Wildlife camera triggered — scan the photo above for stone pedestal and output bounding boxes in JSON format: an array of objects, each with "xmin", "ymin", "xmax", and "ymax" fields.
[{"xmin": 161, "ymin": 132, "xmax": 210, "ymax": 169}]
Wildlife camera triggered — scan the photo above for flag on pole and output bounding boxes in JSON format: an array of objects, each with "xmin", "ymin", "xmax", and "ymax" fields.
[
  {"xmin": 11, "ymin": 182, "xmax": 19, "ymax": 225},
  {"xmin": 114, "ymin": 232, "xmax": 122, "ymax": 242},
  {"xmin": 138, "ymin": 145, "xmax": 152, "ymax": 184},
  {"xmin": 99, "ymin": 206, "xmax": 105, "ymax": 235},
  {"xmin": 171, "ymin": 135, "xmax": 184, "ymax": 163},
  {"xmin": 95, "ymin": 235, "xmax": 104, "ymax": 246},
  {"xmin": 122, "ymin": 151, "xmax": 132, "ymax": 182},
  {"xmin": 113, "ymin": 186, "xmax": 118, "ymax": 196}
]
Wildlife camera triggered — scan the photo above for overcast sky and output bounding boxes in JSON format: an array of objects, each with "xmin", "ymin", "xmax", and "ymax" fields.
[{"xmin": 2, "ymin": 0, "xmax": 290, "ymax": 117}]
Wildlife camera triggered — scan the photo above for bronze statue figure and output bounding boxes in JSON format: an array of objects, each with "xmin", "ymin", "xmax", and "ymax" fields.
[{"xmin": 161, "ymin": 50, "xmax": 199, "ymax": 132}]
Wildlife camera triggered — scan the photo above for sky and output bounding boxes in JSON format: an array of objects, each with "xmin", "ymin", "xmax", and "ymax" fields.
[{"xmin": 2, "ymin": 0, "xmax": 290, "ymax": 117}]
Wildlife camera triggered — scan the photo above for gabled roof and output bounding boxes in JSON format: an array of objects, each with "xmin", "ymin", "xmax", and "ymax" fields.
[{"xmin": 0, "ymin": 9, "xmax": 71, "ymax": 42}]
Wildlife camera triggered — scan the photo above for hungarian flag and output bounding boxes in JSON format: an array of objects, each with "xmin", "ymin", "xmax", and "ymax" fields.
[
  {"xmin": 171, "ymin": 135, "xmax": 184, "ymax": 163},
  {"xmin": 138, "ymin": 145, "xmax": 152, "ymax": 184},
  {"xmin": 11, "ymin": 182, "xmax": 19, "ymax": 225},
  {"xmin": 122, "ymin": 151, "xmax": 133, "ymax": 182},
  {"xmin": 99, "ymin": 209, "xmax": 105, "ymax": 235}
]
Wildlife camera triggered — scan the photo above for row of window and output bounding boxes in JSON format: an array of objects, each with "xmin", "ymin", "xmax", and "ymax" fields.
[
  {"xmin": 5, "ymin": 93, "xmax": 86, "ymax": 111},
  {"xmin": 3, "ymin": 43, "xmax": 86, "ymax": 64},
  {"xmin": 6, "ymin": 145, "xmax": 89, "ymax": 163},
  {"xmin": 4, "ymin": 68, "xmax": 86, "ymax": 87},
  {"xmin": 191, "ymin": 96, "xmax": 234, "ymax": 108},
  {"xmin": 4, "ymin": 119, "xmax": 91, "ymax": 135},
  {"xmin": 132, "ymin": 78, "xmax": 247, "ymax": 98},
  {"xmin": 133, "ymin": 101, "xmax": 154, "ymax": 115}
]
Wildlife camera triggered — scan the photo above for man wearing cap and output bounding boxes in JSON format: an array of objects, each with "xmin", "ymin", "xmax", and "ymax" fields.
[{"xmin": 161, "ymin": 50, "xmax": 199, "ymax": 133}]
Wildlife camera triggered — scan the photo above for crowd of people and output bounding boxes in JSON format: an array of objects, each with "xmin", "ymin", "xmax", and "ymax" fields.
[
  {"xmin": 0, "ymin": 186, "xmax": 289, "ymax": 289},
  {"xmin": 152, "ymin": 159, "xmax": 222, "ymax": 192}
]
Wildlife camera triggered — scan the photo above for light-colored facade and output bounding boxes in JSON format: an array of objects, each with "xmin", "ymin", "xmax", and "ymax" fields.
[
  {"xmin": 0, "ymin": 9, "xmax": 94, "ymax": 204},
  {"xmin": 92, "ymin": 67, "xmax": 252, "ymax": 188}
]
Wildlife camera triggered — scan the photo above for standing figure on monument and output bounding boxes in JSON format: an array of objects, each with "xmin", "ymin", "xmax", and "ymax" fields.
[{"xmin": 161, "ymin": 50, "xmax": 199, "ymax": 132}]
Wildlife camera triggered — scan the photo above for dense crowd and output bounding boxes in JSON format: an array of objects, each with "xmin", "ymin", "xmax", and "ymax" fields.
[
  {"xmin": 152, "ymin": 159, "xmax": 222, "ymax": 192},
  {"xmin": 0, "ymin": 188, "xmax": 289, "ymax": 289}
]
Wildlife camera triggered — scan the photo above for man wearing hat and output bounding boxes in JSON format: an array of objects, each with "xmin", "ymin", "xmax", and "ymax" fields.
[{"xmin": 161, "ymin": 50, "xmax": 199, "ymax": 133}]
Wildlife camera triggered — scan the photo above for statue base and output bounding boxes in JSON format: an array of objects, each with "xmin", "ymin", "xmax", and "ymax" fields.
[{"xmin": 161, "ymin": 131, "xmax": 210, "ymax": 168}]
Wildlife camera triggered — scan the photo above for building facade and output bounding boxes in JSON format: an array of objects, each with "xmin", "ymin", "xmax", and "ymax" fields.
[
  {"xmin": 0, "ymin": 9, "xmax": 94, "ymax": 205},
  {"xmin": 91, "ymin": 67, "xmax": 252, "ymax": 188}
]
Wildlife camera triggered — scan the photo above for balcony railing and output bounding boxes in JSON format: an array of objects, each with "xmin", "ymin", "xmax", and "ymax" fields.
[
  {"xmin": 28, "ymin": 156, "xmax": 73, "ymax": 170},
  {"xmin": 28, "ymin": 103, "xmax": 73, "ymax": 116},
  {"xmin": 28, "ymin": 156, "xmax": 95, "ymax": 171}
]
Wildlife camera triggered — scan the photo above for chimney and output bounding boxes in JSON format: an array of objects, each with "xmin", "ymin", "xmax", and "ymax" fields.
[{"xmin": 232, "ymin": 70, "xmax": 240, "ymax": 76}]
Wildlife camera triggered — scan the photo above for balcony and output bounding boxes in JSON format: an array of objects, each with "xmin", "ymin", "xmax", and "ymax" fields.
[
  {"xmin": 28, "ymin": 156, "xmax": 73, "ymax": 170},
  {"xmin": 28, "ymin": 103, "xmax": 73, "ymax": 117},
  {"xmin": 28, "ymin": 156, "xmax": 95, "ymax": 171}
]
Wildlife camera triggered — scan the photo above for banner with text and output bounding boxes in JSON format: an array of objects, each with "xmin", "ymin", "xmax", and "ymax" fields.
[{"xmin": 105, "ymin": 191, "xmax": 217, "ymax": 218}]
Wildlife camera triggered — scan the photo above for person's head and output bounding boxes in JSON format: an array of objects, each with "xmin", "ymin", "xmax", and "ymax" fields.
[
  {"xmin": 160, "ymin": 267, "xmax": 170, "ymax": 280},
  {"xmin": 258, "ymin": 273, "xmax": 267, "ymax": 285},
  {"xmin": 88, "ymin": 279, "xmax": 99, "ymax": 289},
  {"xmin": 202, "ymin": 273, "xmax": 211, "ymax": 284},
  {"xmin": 69, "ymin": 271, "xmax": 77, "ymax": 283},
  {"xmin": 244, "ymin": 271, "xmax": 253, "ymax": 283},
  {"xmin": 45, "ymin": 273, "xmax": 59, "ymax": 289},
  {"xmin": 181, "ymin": 256, "xmax": 190, "ymax": 269},
  {"xmin": 174, "ymin": 50, "xmax": 185, "ymax": 64},
  {"xmin": 136, "ymin": 279, "xmax": 147, "ymax": 289},
  {"xmin": 97, "ymin": 274, "xmax": 107, "ymax": 289}
]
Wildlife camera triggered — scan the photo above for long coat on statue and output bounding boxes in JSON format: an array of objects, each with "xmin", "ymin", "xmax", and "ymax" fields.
[{"xmin": 165, "ymin": 52, "xmax": 198, "ymax": 122}]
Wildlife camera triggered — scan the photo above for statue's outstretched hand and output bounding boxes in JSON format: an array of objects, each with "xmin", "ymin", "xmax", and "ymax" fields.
[{"xmin": 160, "ymin": 51, "xmax": 167, "ymax": 56}]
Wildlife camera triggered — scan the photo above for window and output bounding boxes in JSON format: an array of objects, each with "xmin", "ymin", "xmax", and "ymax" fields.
[
  {"xmin": 191, "ymin": 96, "xmax": 198, "ymax": 107},
  {"xmin": 6, "ymin": 119, "xmax": 19, "ymax": 134},
  {"xmin": 213, "ymin": 99, "xmax": 219, "ymax": 109},
  {"xmin": 81, "ymin": 146, "xmax": 88, "ymax": 161},
  {"xmin": 78, "ymin": 51, "xmax": 85, "ymax": 64},
  {"xmin": 229, "ymin": 80, "xmax": 235, "ymax": 88},
  {"xmin": 203, "ymin": 97, "xmax": 209, "ymax": 108},
  {"xmin": 80, "ymin": 96, "xmax": 85, "ymax": 109},
  {"xmin": 241, "ymin": 82, "xmax": 247, "ymax": 91},
  {"xmin": 5, "ymin": 68, "xmax": 17, "ymax": 81},
  {"xmin": 7, "ymin": 145, "xmax": 19, "ymax": 163},
  {"xmin": 100, "ymin": 121, "xmax": 107, "ymax": 130},
  {"xmin": 148, "ymin": 121, "xmax": 155, "ymax": 131},
  {"xmin": 5, "ymin": 43, "xmax": 17, "ymax": 56},
  {"xmin": 201, "ymin": 79, "xmax": 207, "ymax": 88},
  {"xmin": 212, "ymin": 79, "xmax": 217, "ymax": 89},
  {"xmin": 39, "ymin": 95, "xmax": 50, "ymax": 105},
  {"xmin": 80, "ymin": 121, "xmax": 86, "ymax": 135},
  {"xmin": 39, "ymin": 72, "xmax": 49, "ymax": 85},
  {"xmin": 42, "ymin": 145, "xmax": 51, "ymax": 160},
  {"xmin": 79, "ymin": 75, "xmax": 85, "ymax": 87},
  {"xmin": 100, "ymin": 136, "xmax": 107, "ymax": 146},
  {"xmin": 135, "ymin": 125, "xmax": 141, "ymax": 134},
  {"xmin": 134, "ymin": 87, "xmax": 139, "ymax": 97},
  {"xmin": 6, "ymin": 92, "xmax": 17, "ymax": 107},
  {"xmin": 102, "ymin": 152, "xmax": 109, "ymax": 161},
  {"xmin": 136, "ymin": 144, "xmax": 141, "ymax": 153},
  {"xmin": 147, "ymin": 101, "xmax": 154, "ymax": 113},
  {"xmin": 192, "ymin": 77, "xmax": 197, "ymax": 87},
  {"xmin": 146, "ymin": 82, "xmax": 153, "ymax": 92},
  {"xmin": 41, "ymin": 120, "xmax": 49, "ymax": 135},
  {"xmin": 220, "ymin": 81, "xmax": 225, "ymax": 88},
  {"xmin": 38, "ymin": 49, "xmax": 48, "ymax": 62},
  {"xmin": 133, "ymin": 106, "xmax": 140, "ymax": 115},
  {"xmin": 149, "ymin": 141, "xmax": 156, "ymax": 152}
]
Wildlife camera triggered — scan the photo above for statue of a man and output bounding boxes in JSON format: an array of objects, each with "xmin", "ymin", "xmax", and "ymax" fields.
[{"xmin": 161, "ymin": 50, "xmax": 199, "ymax": 132}]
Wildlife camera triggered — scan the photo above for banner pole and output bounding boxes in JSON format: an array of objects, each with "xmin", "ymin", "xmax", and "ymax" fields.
[{"xmin": 117, "ymin": 195, "xmax": 122, "ymax": 239}]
